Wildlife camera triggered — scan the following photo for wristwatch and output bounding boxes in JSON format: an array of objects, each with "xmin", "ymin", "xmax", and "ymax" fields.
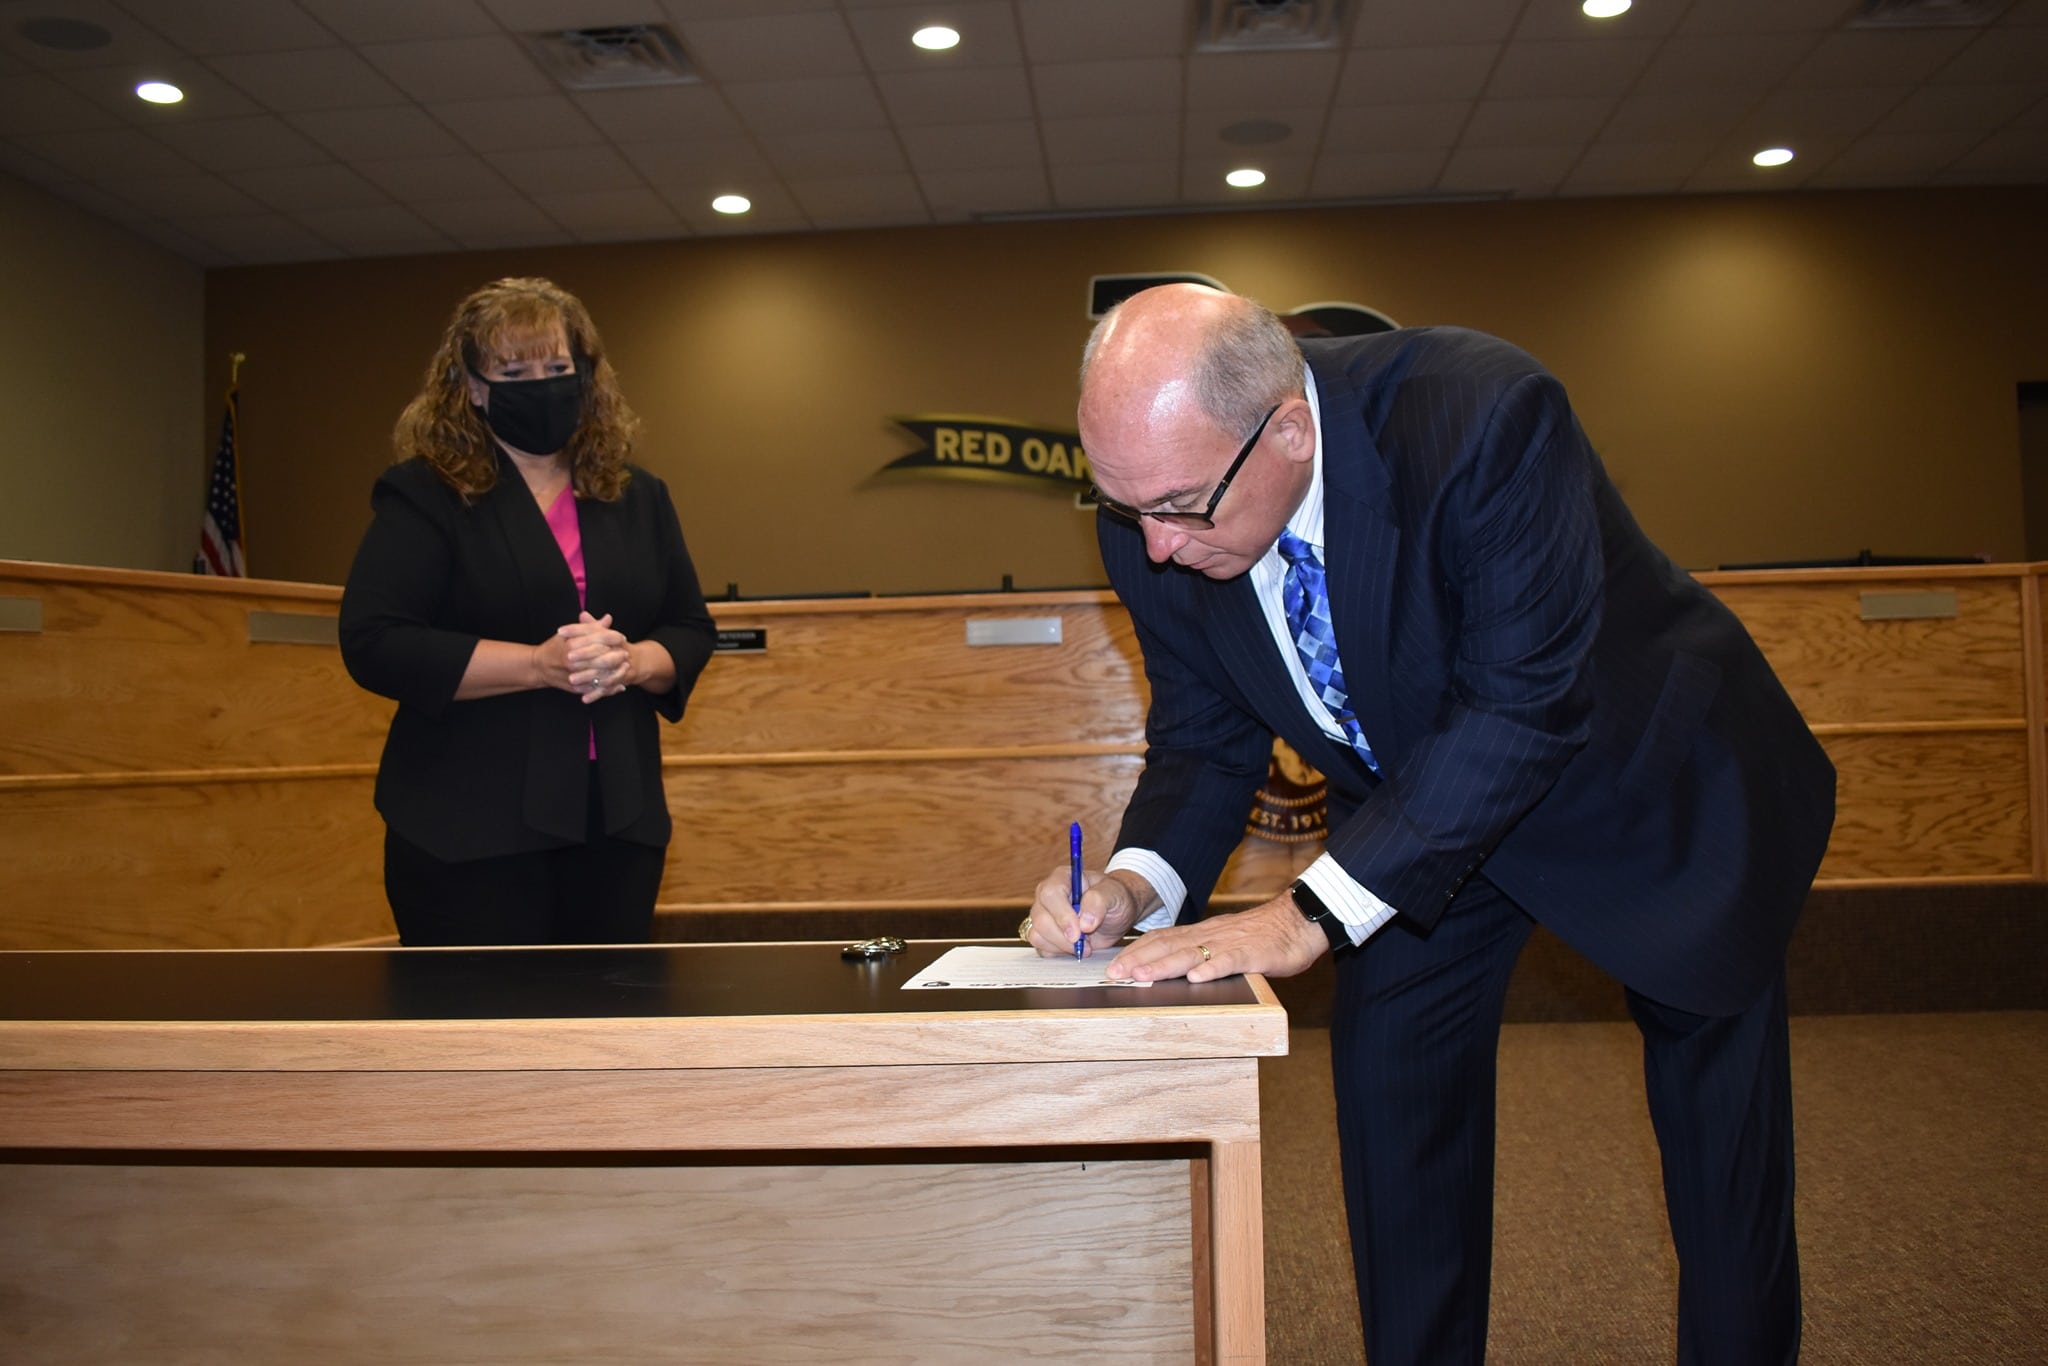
[{"xmin": 1290, "ymin": 879, "xmax": 1351, "ymax": 951}]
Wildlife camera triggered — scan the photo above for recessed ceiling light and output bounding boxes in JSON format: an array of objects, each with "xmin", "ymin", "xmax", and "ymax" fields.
[
  {"xmin": 1753, "ymin": 147, "xmax": 1795, "ymax": 167},
  {"xmin": 135, "ymin": 81, "xmax": 183, "ymax": 105},
  {"xmin": 1225, "ymin": 168, "xmax": 1266, "ymax": 189},
  {"xmin": 711, "ymin": 194, "xmax": 751, "ymax": 215},
  {"xmin": 1582, "ymin": 0, "xmax": 1631, "ymax": 16},
  {"xmin": 911, "ymin": 25, "xmax": 959, "ymax": 51}
]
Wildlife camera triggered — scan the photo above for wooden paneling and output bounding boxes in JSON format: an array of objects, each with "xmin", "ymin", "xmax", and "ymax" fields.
[
  {"xmin": 1708, "ymin": 576, "xmax": 2024, "ymax": 725},
  {"xmin": 1814, "ymin": 731, "xmax": 2034, "ymax": 880},
  {"xmin": 5, "ymin": 559, "xmax": 2046, "ymax": 951},
  {"xmin": 0, "ymin": 1160, "xmax": 1196, "ymax": 1366}
]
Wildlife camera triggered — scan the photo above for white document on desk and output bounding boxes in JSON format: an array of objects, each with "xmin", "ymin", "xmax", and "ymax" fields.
[{"xmin": 902, "ymin": 945, "xmax": 1152, "ymax": 990}]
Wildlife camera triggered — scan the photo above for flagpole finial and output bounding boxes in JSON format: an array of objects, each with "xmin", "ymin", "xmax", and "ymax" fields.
[{"xmin": 230, "ymin": 352, "xmax": 245, "ymax": 384}]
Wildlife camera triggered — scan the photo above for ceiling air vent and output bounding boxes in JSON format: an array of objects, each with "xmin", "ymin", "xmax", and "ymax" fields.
[
  {"xmin": 1848, "ymin": 0, "xmax": 2012, "ymax": 27},
  {"xmin": 1195, "ymin": 0, "xmax": 1347, "ymax": 53},
  {"xmin": 523, "ymin": 24, "xmax": 697, "ymax": 90}
]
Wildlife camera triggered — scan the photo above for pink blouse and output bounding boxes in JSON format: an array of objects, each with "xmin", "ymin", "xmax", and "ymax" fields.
[{"xmin": 543, "ymin": 488, "xmax": 597, "ymax": 760}]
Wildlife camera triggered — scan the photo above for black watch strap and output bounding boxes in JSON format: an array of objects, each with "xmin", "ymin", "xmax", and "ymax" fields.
[{"xmin": 1290, "ymin": 879, "xmax": 1351, "ymax": 951}]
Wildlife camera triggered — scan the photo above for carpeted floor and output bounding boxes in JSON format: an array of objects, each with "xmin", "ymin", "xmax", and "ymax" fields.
[{"xmin": 1259, "ymin": 1012, "xmax": 2048, "ymax": 1365}]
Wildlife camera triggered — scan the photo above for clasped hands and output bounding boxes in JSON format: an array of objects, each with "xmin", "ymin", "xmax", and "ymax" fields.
[
  {"xmin": 1022, "ymin": 866, "xmax": 1329, "ymax": 984},
  {"xmin": 533, "ymin": 611, "xmax": 638, "ymax": 705}
]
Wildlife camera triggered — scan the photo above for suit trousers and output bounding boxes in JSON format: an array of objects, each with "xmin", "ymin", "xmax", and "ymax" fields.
[
  {"xmin": 1327, "ymin": 878, "xmax": 1800, "ymax": 1365},
  {"xmin": 382, "ymin": 763, "xmax": 667, "ymax": 946}
]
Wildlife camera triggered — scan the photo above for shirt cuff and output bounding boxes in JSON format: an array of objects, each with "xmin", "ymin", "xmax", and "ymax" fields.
[
  {"xmin": 1297, "ymin": 855, "xmax": 1399, "ymax": 947},
  {"xmin": 1103, "ymin": 848, "xmax": 1187, "ymax": 933}
]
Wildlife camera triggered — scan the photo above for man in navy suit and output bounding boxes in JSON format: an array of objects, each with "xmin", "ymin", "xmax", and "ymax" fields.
[{"xmin": 1022, "ymin": 284, "xmax": 1835, "ymax": 1364}]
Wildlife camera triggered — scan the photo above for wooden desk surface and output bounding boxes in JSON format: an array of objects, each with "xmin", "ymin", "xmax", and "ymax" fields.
[{"xmin": 0, "ymin": 941, "xmax": 1288, "ymax": 1072}]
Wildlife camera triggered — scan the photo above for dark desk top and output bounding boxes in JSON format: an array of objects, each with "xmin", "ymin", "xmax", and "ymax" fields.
[{"xmin": 0, "ymin": 941, "xmax": 1259, "ymax": 1024}]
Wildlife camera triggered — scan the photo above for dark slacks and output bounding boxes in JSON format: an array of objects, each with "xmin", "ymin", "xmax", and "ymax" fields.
[
  {"xmin": 1328, "ymin": 878, "xmax": 1800, "ymax": 1365},
  {"xmin": 382, "ymin": 764, "xmax": 667, "ymax": 946}
]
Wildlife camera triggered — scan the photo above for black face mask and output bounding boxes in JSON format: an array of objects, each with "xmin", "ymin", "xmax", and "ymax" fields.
[{"xmin": 471, "ymin": 369, "xmax": 584, "ymax": 456}]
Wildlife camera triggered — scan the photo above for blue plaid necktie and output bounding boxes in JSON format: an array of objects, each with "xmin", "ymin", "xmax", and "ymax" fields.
[{"xmin": 1277, "ymin": 528, "xmax": 1378, "ymax": 771}]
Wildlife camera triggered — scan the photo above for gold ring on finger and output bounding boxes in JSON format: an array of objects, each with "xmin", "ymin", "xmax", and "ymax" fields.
[
  {"xmin": 1018, "ymin": 915, "xmax": 1033, "ymax": 943},
  {"xmin": 1197, "ymin": 944, "xmax": 1212, "ymax": 963}
]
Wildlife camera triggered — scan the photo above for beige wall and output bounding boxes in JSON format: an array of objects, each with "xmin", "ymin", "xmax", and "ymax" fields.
[
  {"xmin": 188, "ymin": 184, "xmax": 2045, "ymax": 592},
  {"xmin": 0, "ymin": 172, "xmax": 204, "ymax": 572}
]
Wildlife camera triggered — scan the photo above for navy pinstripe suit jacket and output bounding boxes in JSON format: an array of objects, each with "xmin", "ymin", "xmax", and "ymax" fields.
[{"xmin": 1100, "ymin": 327, "xmax": 1836, "ymax": 1016}]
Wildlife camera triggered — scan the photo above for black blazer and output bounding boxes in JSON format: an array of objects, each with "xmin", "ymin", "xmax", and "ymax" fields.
[
  {"xmin": 339, "ymin": 455, "xmax": 715, "ymax": 862},
  {"xmin": 1100, "ymin": 327, "xmax": 1836, "ymax": 1016}
]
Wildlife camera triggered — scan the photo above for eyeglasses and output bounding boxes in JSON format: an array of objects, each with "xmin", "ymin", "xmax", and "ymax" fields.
[{"xmin": 1091, "ymin": 403, "xmax": 1281, "ymax": 530}]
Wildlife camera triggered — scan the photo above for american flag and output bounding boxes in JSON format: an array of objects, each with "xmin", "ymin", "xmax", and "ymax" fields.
[{"xmin": 194, "ymin": 386, "xmax": 246, "ymax": 577}]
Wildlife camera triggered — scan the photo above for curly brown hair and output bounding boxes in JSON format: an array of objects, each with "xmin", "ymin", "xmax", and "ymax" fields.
[{"xmin": 394, "ymin": 277, "xmax": 640, "ymax": 501}]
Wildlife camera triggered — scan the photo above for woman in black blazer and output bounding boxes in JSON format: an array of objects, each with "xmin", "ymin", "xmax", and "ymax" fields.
[{"xmin": 340, "ymin": 277, "xmax": 716, "ymax": 945}]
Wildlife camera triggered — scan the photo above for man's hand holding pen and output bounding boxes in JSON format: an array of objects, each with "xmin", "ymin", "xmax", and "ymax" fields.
[{"xmin": 1021, "ymin": 867, "xmax": 1151, "ymax": 962}]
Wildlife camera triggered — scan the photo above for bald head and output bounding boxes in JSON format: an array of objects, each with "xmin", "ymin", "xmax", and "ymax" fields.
[{"xmin": 1079, "ymin": 284, "xmax": 1301, "ymax": 454}]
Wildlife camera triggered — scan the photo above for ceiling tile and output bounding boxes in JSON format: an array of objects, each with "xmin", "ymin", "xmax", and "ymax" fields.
[
  {"xmin": 1806, "ymin": 130, "xmax": 1981, "ymax": 187},
  {"xmin": 1462, "ymin": 97, "xmax": 1614, "ymax": 149},
  {"xmin": 11, "ymin": 125, "xmax": 200, "ymax": 178},
  {"xmin": 482, "ymin": 141, "xmax": 645, "ymax": 192},
  {"xmin": 289, "ymin": 105, "xmax": 467, "ymax": 160},
  {"xmin": 1485, "ymin": 38, "xmax": 1656, "ymax": 100},
  {"xmin": 845, "ymin": 2, "xmax": 1022, "ymax": 73},
  {"xmin": 121, "ymin": 216, "xmax": 236, "ymax": 266},
  {"xmin": 1739, "ymin": 86, "xmax": 1909, "ymax": 142},
  {"xmin": 918, "ymin": 164, "xmax": 1050, "ymax": 219},
  {"xmin": 116, "ymin": 170, "xmax": 266, "ymax": 217},
  {"xmin": 784, "ymin": 171, "xmax": 927, "ymax": 226},
  {"xmin": 1040, "ymin": 113, "xmax": 1178, "ymax": 167},
  {"xmin": 1321, "ymin": 101, "xmax": 1472, "ymax": 154},
  {"xmin": 1437, "ymin": 144, "xmax": 1580, "ymax": 196},
  {"xmin": 115, "ymin": 0, "xmax": 336, "ymax": 55},
  {"xmin": 0, "ymin": 0, "xmax": 179, "ymax": 70},
  {"xmin": 181, "ymin": 210, "xmax": 347, "ymax": 262},
  {"xmin": 1016, "ymin": 0, "xmax": 1185, "ymax": 63},
  {"xmin": 477, "ymin": 0, "xmax": 667, "ymax": 31},
  {"xmin": 1335, "ymin": 44, "xmax": 1497, "ymax": 105},
  {"xmin": 205, "ymin": 48, "xmax": 410, "ymax": 111},
  {"xmin": 658, "ymin": 0, "xmax": 836, "ymax": 16},
  {"xmin": 664, "ymin": 183, "xmax": 808, "ymax": 235},
  {"xmin": 1943, "ymin": 123, "xmax": 2048, "ymax": 177},
  {"xmin": 0, "ymin": 73, "xmax": 123, "ymax": 134},
  {"xmin": 757, "ymin": 125, "xmax": 906, "ymax": 177},
  {"xmin": 55, "ymin": 57, "xmax": 265, "ymax": 126},
  {"xmin": 1601, "ymin": 89, "xmax": 1759, "ymax": 144},
  {"xmin": 1673, "ymin": 0, "xmax": 1857, "ymax": 36},
  {"xmin": 618, "ymin": 136, "xmax": 774, "ymax": 183},
  {"xmin": 226, "ymin": 161, "xmax": 390, "ymax": 211},
  {"xmin": 899, "ymin": 119, "xmax": 1040, "ymax": 172},
  {"xmin": 1513, "ymin": 0, "xmax": 1683, "ymax": 41},
  {"xmin": 1048, "ymin": 157, "xmax": 1179, "ymax": 208},
  {"xmin": 430, "ymin": 94, "xmax": 606, "ymax": 151},
  {"xmin": 1642, "ymin": 34, "xmax": 1819, "ymax": 92},
  {"xmin": 722, "ymin": 74, "xmax": 887, "ymax": 133},
  {"xmin": 877, "ymin": 64, "xmax": 1031, "ymax": 126},
  {"xmin": 529, "ymin": 184, "xmax": 685, "ymax": 240},
  {"xmin": 1785, "ymin": 29, "xmax": 1976, "ymax": 89},
  {"xmin": 1879, "ymin": 83, "xmax": 2044, "ymax": 133},
  {"xmin": 1185, "ymin": 105, "xmax": 1325, "ymax": 156},
  {"xmin": 571, "ymin": 84, "xmax": 743, "ymax": 141},
  {"xmin": 1557, "ymin": 141, "xmax": 1717, "ymax": 196},
  {"xmin": 1029, "ymin": 58, "xmax": 1180, "ymax": 118},
  {"xmin": 675, "ymin": 10, "xmax": 862, "ymax": 82},
  {"xmin": 1348, "ymin": 0, "xmax": 1524, "ymax": 48},
  {"xmin": 28, "ymin": 177, "xmax": 146, "ymax": 223},
  {"xmin": 1186, "ymin": 51, "xmax": 1341, "ymax": 110},
  {"xmin": 1302, "ymin": 148, "xmax": 1449, "ymax": 197},
  {"xmin": 150, "ymin": 114, "xmax": 329, "ymax": 171},
  {"xmin": 410, "ymin": 194, "xmax": 572, "ymax": 248},
  {"xmin": 359, "ymin": 36, "xmax": 554, "ymax": 103},
  {"xmin": 293, "ymin": 202, "xmax": 453, "ymax": 255},
  {"xmin": 1936, "ymin": 25, "xmax": 2048, "ymax": 84},
  {"xmin": 295, "ymin": 0, "xmax": 500, "ymax": 45},
  {"xmin": 0, "ymin": 138, "xmax": 74, "ymax": 184},
  {"xmin": 1182, "ymin": 152, "xmax": 1312, "ymax": 203},
  {"xmin": 353, "ymin": 152, "xmax": 516, "ymax": 202}
]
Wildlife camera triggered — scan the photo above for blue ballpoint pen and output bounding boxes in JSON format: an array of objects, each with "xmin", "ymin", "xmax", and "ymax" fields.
[{"xmin": 1069, "ymin": 822, "xmax": 1085, "ymax": 958}]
